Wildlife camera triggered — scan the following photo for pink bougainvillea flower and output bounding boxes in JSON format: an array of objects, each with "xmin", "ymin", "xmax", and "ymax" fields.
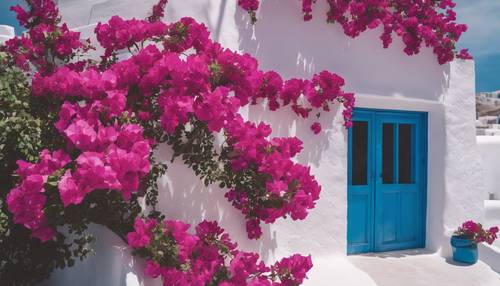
[
  {"xmin": 127, "ymin": 217, "xmax": 158, "ymax": 248},
  {"xmin": 272, "ymin": 254, "xmax": 313, "ymax": 285},
  {"xmin": 311, "ymin": 122, "xmax": 321, "ymax": 134}
]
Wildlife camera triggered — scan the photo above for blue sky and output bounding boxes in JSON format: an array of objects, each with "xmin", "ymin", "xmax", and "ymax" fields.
[
  {"xmin": 0, "ymin": 0, "xmax": 498, "ymax": 92},
  {"xmin": 455, "ymin": 0, "xmax": 500, "ymax": 92}
]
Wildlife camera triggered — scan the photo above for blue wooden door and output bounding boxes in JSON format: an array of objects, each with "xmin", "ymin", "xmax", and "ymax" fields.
[
  {"xmin": 347, "ymin": 109, "xmax": 427, "ymax": 254},
  {"xmin": 347, "ymin": 110, "xmax": 375, "ymax": 254}
]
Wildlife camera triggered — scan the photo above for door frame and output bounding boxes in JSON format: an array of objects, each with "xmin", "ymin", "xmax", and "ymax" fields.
[{"xmin": 347, "ymin": 107, "xmax": 428, "ymax": 254}]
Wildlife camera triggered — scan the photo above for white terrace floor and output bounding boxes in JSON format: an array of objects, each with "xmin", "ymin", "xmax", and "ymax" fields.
[{"xmin": 306, "ymin": 250, "xmax": 500, "ymax": 286}]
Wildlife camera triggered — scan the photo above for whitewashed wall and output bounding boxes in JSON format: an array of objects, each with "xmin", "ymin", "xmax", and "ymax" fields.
[
  {"xmin": 2, "ymin": 0, "xmax": 483, "ymax": 285},
  {"xmin": 477, "ymin": 136, "xmax": 500, "ymax": 200},
  {"xmin": 0, "ymin": 25, "xmax": 14, "ymax": 44},
  {"xmin": 476, "ymin": 136, "xmax": 500, "ymax": 270}
]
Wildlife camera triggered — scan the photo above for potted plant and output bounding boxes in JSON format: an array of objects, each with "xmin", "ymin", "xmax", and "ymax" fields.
[{"xmin": 451, "ymin": 220, "xmax": 499, "ymax": 264}]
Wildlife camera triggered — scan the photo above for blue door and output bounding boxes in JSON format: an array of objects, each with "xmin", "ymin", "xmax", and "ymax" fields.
[{"xmin": 347, "ymin": 109, "xmax": 427, "ymax": 254}]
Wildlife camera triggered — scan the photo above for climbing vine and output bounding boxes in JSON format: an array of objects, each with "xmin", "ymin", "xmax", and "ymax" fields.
[{"xmin": 238, "ymin": 0, "xmax": 472, "ymax": 64}]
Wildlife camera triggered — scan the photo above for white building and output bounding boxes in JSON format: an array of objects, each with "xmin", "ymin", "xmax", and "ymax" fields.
[
  {"xmin": 2, "ymin": 1, "xmax": 499, "ymax": 285},
  {"xmin": 477, "ymin": 91, "xmax": 500, "ymax": 106},
  {"xmin": 476, "ymin": 91, "xmax": 500, "ymax": 135}
]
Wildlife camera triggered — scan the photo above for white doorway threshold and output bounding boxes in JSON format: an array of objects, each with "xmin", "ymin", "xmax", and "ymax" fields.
[{"xmin": 304, "ymin": 250, "xmax": 500, "ymax": 286}]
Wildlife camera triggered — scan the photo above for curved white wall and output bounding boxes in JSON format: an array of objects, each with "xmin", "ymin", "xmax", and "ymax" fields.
[
  {"xmin": 0, "ymin": 25, "xmax": 15, "ymax": 44},
  {"xmin": 40, "ymin": 1, "xmax": 483, "ymax": 285}
]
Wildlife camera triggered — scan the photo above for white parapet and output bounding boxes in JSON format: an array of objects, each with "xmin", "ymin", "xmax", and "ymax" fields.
[
  {"xmin": 479, "ymin": 243, "xmax": 500, "ymax": 275},
  {"xmin": 484, "ymin": 129, "xmax": 500, "ymax": 136},
  {"xmin": 0, "ymin": 25, "xmax": 15, "ymax": 44},
  {"xmin": 485, "ymin": 200, "xmax": 500, "ymax": 225}
]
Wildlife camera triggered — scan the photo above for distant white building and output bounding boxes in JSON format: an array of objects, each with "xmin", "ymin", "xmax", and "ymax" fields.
[
  {"xmin": 477, "ymin": 91, "xmax": 500, "ymax": 105},
  {"xmin": 476, "ymin": 91, "xmax": 500, "ymax": 135}
]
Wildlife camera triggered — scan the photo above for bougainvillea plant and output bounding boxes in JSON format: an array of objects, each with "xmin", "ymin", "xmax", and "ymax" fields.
[
  {"xmin": 0, "ymin": 50, "xmax": 94, "ymax": 285},
  {"xmin": 238, "ymin": 0, "xmax": 472, "ymax": 64},
  {"xmin": 454, "ymin": 220, "xmax": 499, "ymax": 245},
  {"xmin": 0, "ymin": 0, "xmax": 473, "ymax": 285},
  {"xmin": 0, "ymin": 0, "xmax": 358, "ymax": 285}
]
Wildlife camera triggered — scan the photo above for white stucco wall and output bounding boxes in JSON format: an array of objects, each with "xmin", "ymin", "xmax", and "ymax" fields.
[
  {"xmin": 475, "ymin": 137, "xmax": 500, "ymax": 266},
  {"xmin": 20, "ymin": 0, "xmax": 484, "ymax": 285},
  {"xmin": 0, "ymin": 25, "xmax": 15, "ymax": 44},
  {"xmin": 477, "ymin": 136, "xmax": 500, "ymax": 200}
]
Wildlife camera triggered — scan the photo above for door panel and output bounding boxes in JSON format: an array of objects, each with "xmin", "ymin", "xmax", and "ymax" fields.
[
  {"xmin": 347, "ymin": 109, "xmax": 427, "ymax": 254},
  {"xmin": 381, "ymin": 192, "xmax": 398, "ymax": 243},
  {"xmin": 398, "ymin": 123, "xmax": 414, "ymax": 184},
  {"xmin": 381, "ymin": 123, "xmax": 395, "ymax": 184},
  {"xmin": 349, "ymin": 196, "xmax": 370, "ymax": 243},
  {"xmin": 347, "ymin": 111, "xmax": 375, "ymax": 254},
  {"xmin": 400, "ymin": 191, "xmax": 419, "ymax": 242},
  {"xmin": 351, "ymin": 121, "xmax": 369, "ymax": 186},
  {"xmin": 374, "ymin": 113, "xmax": 424, "ymax": 251}
]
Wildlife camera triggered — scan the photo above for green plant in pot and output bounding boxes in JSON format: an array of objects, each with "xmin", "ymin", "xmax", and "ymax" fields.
[{"xmin": 451, "ymin": 220, "xmax": 498, "ymax": 264}]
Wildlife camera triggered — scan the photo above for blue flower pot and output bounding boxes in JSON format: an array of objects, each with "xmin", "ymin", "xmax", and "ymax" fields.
[{"xmin": 450, "ymin": 235, "xmax": 478, "ymax": 264}]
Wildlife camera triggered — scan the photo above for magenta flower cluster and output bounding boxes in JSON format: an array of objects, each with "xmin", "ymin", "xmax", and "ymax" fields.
[
  {"xmin": 127, "ymin": 218, "xmax": 313, "ymax": 285},
  {"xmin": 238, "ymin": 0, "xmax": 260, "ymax": 23},
  {"xmin": 58, "ymin": 122, "xmax": 151, "ymax": 205},
  {"xmin": 455, "ymin": 220, "xmax": 499, "ymax": 245},
  {"xmin": 224, "ymin": 119, "xmax": 321, "ymax": 238},
  {"xmin": 147, "ymin": 0, "xmax": 169, "ymax": 22},
  {"xmin": 96, "ymin": 16, "xmax": 167, "ymax": 59},
  {"xmin": 238, "ymin": 0, "xmax": 259, "ymax": 11},
  {"xmin": 237, "ymin": 0, "xmax": 472, "ymax": 64},
  {"xmin": 7, "ymin": 150, "xmax": 71, "ymax": 241},
  {"xmin": 7, "ymin": 0, "xmax": 87, "ymax": 73}
]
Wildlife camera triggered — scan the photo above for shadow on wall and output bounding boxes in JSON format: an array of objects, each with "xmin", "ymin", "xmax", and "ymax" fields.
[
  {"xmin": 57, "ymin": 0, "xmax": 108, "ymax": 27},
  {"xmin": 235, "ymin": 0, "xmax": 450, "ymax": 101},
  {"xmin": 424, "ymin": 107, "xmax": 448, "ymax": 255},
  {"xmin": 246, "ymin": 101, "xmax": 339, "ymax": 168},
  {"xmin": 155, "ymin": 144, "xmax": 278, "ymax": 263},
  {"xmin": 40, "ymin": 224, "xmax": 149, "ymax": 286},
  {"xmin": 355, "ymin": 248, "xmax": 435, "ymax": 259},
  {"xmin": 59, "ymin": 0, "xmax": 230, "ymax": 33},
  {"xmin": 58, "ymin": 0, "xmax": 161, "ymax": 27},
  {"xmin": 166, "ymin": 0, "xmax": 229, "ymax": 42}
]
